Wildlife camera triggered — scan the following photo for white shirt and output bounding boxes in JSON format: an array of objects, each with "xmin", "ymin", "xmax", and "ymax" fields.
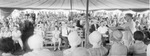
[
  {"xmin": 12, "ymin": 30, "xmax": 21, "ymax": 40},
  {"xmin": 98, "ymin": 26, "xmax": 108, "ymax": 34},
  {"xmin": 61, "ymin": 26, "xmax": 68, "ymax": 37}
]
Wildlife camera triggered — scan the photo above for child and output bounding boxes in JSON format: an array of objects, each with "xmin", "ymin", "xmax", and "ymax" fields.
[
  {"xmin": 88, "ymin": 31, "xmax": 108, "ymax": 56},
  {"xmin": 129, "ymin": 31, "xmax": 147, "ymax": 56},
  {"xmin": 109, "ymin": 30, "xmax": 128, "ymax": 56},
  {"xmin": 52, "ymin": 26, "xmax": 61, "ymax": 50}
]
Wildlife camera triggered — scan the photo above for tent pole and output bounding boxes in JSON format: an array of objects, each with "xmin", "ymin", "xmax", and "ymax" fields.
[
  {"xmin": 70, "ymin": 0, "xmax": 73, "ymax": 20},
  {"xmin": 85, "ymin": 0, "xmax": 89, "ymax": 48}
]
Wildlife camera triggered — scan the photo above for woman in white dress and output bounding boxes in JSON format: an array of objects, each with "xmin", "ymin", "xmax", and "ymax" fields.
[
  {"xmin": 52, "ymin": 26, "xmax": 61, "ymax": 50},
  {"xmin": 11, "ymin": 26, "xmax": 23, "ymax": 50}
]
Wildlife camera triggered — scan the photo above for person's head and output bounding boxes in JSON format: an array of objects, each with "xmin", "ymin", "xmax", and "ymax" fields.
[
  {"xmin": 0, "ymin": 38, "xmax": 15, "ymax": 53},
  {"xmin": 125, "ymin": 13, "xmax": 133, "ymax": 22},
  {"xmin": 134, "ymin": 31, "xmax": 144, "ymax": 41},
  {"xmin": 111, "ymin": 30, "xmax": 123, "ymax": 42},
  {"xmin": 72, "ymin": 47, "xmax": 90, "ymax": 56},
  {"xmin": 68, "ymin": 31, "xmax": 81, "ymax": 47},
  {"xmin": 89, "ymin": 31, "xmax": 102, "ymax": 47}
]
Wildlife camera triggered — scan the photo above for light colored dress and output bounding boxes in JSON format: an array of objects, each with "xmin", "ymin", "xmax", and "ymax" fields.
[
  {"xmin": 109, "ymin": 42, "xmax": 128, "ymax": 56},
  {"xmin": 120, "ymin": 20, "xmax": 136, "ymax": 48},
  {"xmin": 52, "ymin": 30, "xmax": 60, "ymax": 42},
  {"xmin": 88, "ymin": 46, "xmax": 108, "ymax": 56}
]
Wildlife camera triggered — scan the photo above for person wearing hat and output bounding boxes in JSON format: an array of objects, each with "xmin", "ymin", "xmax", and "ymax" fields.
[
  {"xmin": 23, "ymin": 28, "xmax": 54, "ymax": 56},
  {"xmin": 63, "ymin": 31, "xmax": 83, "ymax": 56},
  {"xmin": 88, "ymin": 31, "xmax": 108, "ymax": 56},
  {"xmin": 109, "ymin": 13, "xmax": 136, "ymax": 48},
  {"xmin": 108, "ymin": 30, "xmax": 127, "ymax": 56}
]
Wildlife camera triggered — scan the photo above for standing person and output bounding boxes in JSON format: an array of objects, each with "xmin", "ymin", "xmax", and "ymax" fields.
[
  {"xmin": 109, "ymin": 13, "xmax": 136, "ymax": 48},
  {"xmin": 89, "ymin": 20, "xmax": 99, "ymax": 33},
  {"xmin": 129, "ymin": 31, "xmax": 147, "ymax": 56},
  {"xmin": 52, "ymin": 26, "xmax": 61, "ymax": 50},
  {"xmin": 12, "ymin": 26, "xmax": 23, "ymax": 50},
  {"xmin": 61, "ymin": 22, "xmax": 69, "ymax": 48}
]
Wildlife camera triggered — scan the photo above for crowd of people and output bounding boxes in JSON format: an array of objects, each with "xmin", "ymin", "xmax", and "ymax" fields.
[{"xmin": 0, "ymin": 9, "xmax": 149, "ymax": 56}]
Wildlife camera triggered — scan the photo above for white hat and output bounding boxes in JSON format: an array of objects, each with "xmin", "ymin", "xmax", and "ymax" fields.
[
  {"xmin": 68, "ymin": 31, "xmax": 81, "ymax": 47},
  {"xmin": 89, "ymin": 31, "xmax": 102, "ymax": 45}
]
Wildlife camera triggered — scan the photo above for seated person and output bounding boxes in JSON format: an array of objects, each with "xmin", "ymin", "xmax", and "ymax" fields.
[
  {"xmin": 52, "ymin": 26, "xmax": 61, "ymax": 50},
  {"xmin": 129, "ymin": 31, "xmax": 147, "ymax": 56},
  {"xmin": 0, "ymin": 38, "xmax": 15, "ymax": 56},
  {"xmin": 108, "ymin": 30, "xmax": 127, "ymax": 56},
  {"xmin": 23, "ymin": 28, "xmax": 54, "ymax": 56},
  {"xmin": 63, "ymin": 31, "xmax": 83, "ymax": 56},
  {"xmin": 72, "ymin": 47, "xmax": 89, "ymax": 56},
  {"xmin": 12, "ymin": 26, "xmax": 23, "ymax": 50},
  {"xmin": 88, "ymin": 31, "xmax": 108, "ymax": 56}
]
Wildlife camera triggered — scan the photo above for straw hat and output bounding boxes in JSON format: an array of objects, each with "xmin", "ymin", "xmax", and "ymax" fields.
[{"xmin": 112, "ymin": 30, "xmax": 123, "ymax": 41}]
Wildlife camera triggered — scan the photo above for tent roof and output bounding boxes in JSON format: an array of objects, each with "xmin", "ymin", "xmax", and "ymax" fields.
[{"xmin": 0, "ymin": 0, "xmax": 149, "ymax": 10}]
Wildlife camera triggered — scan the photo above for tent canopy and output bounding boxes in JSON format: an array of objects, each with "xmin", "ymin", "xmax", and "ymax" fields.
[{"xmin": 0, "ymin": 0, "xmax": 149, "ymax": 10}]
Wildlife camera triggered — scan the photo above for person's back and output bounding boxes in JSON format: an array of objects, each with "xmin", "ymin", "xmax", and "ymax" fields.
[
  {"xmin": 72, "ymin": 47, "xmax": 89, "ymax": 56},
  {"xmin": 88, "ymin": 31, "xmax": 108, "ymax": 56},
  {"xmin": 109, "ymin": 42, "xmax": 127, "ymax": 56},
  {"xmin": 109, "ymin": 30, "xmax": 127, "ymax": 56},
  {"xmin": 129, "ymin": 31, "xmax": 147, "ymax": 56},
  {"xmin": 88, "ymin": 46, "xmax": 108, "ymax": 56}
]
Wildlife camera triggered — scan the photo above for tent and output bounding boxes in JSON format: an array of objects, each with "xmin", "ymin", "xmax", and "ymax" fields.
[
  {"xmin": 0, "ymin": 0, "xmax": 149, "ymax": 10},
  {"xmin": 0, "ymin": 0, "xmax": 149, "ymax": 47}
]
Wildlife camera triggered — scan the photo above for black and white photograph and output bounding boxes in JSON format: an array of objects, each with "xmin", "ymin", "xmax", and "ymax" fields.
[{"xmin": 0, "ymin": 0, "xmax": 149, "ymax": 56}]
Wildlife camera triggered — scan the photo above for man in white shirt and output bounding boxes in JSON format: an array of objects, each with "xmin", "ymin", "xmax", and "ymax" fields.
[
  {"xmin": 61, "ymin": 22, "xmax": 69, "ymax": 48},
  {"xmin": 109, "ymin": 13, "xmax": 136, "ymax": 48}
]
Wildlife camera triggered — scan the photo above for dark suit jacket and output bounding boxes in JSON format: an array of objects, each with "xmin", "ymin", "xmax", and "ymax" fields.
[{"xmin": 89, "ymin": 24, "xmax": 99, "ymax": 33}]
